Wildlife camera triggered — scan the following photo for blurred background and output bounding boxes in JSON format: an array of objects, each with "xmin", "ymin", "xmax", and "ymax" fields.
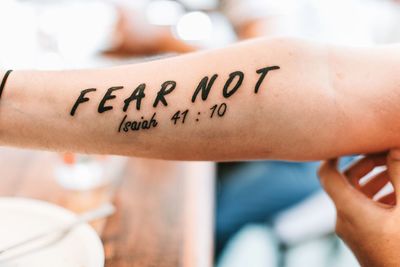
[{"xmin": 0, "ymin": 0, "xmax": 400, "ymax": 266}]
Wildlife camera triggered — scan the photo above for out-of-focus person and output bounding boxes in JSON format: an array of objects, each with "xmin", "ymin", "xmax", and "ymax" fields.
[
  {"xmin": 104, "ymin": 1, "xmax": 196, "ymax": 56},
  {"xmin": 221, "ymin": 0, "xmax": 400, "ymax": 44}
]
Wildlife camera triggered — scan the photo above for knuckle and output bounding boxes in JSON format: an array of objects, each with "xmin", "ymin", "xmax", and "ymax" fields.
[{"xmin": 334, "ymin": 210, "xmax": 352, "ymax": 238}]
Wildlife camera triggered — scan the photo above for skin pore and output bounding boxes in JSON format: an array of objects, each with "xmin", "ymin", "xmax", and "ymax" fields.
[{"xmin": 0, "ymin": 37, "xmax": 399, "ymax": 160}]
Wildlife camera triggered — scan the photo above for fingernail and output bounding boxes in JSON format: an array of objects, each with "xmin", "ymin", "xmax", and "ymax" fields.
[{"xmin": 390, "ymin": 149, "xmax": 400, "ymax": 160}]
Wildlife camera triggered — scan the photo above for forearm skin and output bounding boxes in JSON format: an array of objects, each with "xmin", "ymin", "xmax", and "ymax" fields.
[{"xmin": 0, "ymin": 38, "xmax": 398, "ymax": 161}]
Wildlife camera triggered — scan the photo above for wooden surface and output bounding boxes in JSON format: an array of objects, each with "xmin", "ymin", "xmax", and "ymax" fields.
[{"xmin": 0, "ymin": 147, "xmax": 215, "ymax": 267}]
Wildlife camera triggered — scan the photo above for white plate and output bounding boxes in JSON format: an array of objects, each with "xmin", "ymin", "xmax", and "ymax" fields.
[{"xmin": 0, "ymin": 198, "xmax": 104, "ymax": 267}]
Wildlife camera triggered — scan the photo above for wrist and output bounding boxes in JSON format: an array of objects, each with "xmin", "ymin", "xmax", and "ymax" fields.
[
  {"xmin": 0, "ymin": 69, "xmax": 39, "ymax": 146},
  {"xmin": 0, "ymin": 70, "xmax": 14, "ymax": 100}
]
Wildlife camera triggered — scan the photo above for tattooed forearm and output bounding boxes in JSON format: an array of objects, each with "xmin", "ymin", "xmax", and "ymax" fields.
[{"xmin": 69, "ymin": 65, "xmax": 280, "ymax": 133}]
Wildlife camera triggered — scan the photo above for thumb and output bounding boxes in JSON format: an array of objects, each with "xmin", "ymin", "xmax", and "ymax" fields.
[{"xmin": 319, "ymin": 158, "xmax": 375, "ymax": 217}]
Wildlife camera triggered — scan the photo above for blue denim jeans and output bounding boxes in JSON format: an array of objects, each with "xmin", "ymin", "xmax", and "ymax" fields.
[{"xmin": 215, "ymin": 158, "xmax": 354, "ymax": 256}]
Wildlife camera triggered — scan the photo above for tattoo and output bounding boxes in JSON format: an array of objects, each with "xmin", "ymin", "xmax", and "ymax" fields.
[
  {"xmin": 170, "ymin": 102, "xmax": 227, "ymax": 125},
  {"xmin": 222, "ymin": 71, "xmax": 244, "ymax": 98},
  {"xmin": 171, "ymin": 109, "xmax": 189, "ymax": 125},
  {"xmin": 255, "ymin": 66, "xmax": 280, "ymax": 94},
  {"xmin": 191, "ymin": 74, "xmax": 218, "ymax": 103},
  {"xmin": 118, "ymin": 113, "xmax": 158, "ymax": 132},
  {"xmin": 153, "ymin": 80, "xmax": 176, "ymax": 108},
  {"xmin": 70, "ymin": 88, "xmax": 96, "ymax": 116},
  {"xmin": 69, "ymin": 65, "xmax": 280, "ymax": 133},
  {"xmin": 123, "ymin": 83, "xmax": 146, "ymax": 112},
  {"xmin": 210, "ymin": 103, "xmax": 227, "ymax": 118},
  {"xmin": 98, "ymin": 86, "xmax": 123, "ymax": 113}
]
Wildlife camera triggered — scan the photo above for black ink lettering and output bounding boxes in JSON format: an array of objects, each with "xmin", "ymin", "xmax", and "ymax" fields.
[
  {"xmin": 131, "ymin": 121, "xmax": 140, "ymax": 131},
  {"xmin": 254, "ymin": 66, "xmax": 280, "ymax": 93},
  {"xmin": 124, "ymin": 121, "xmax": 132, "ymax": 132},
  {"xmin": 171, "ymin": 109, "xmax": 189, "ymax": 125},
  {"xmin": 191, "ymin": 74, "xmax": 218, "ymax": 103},
  {"xmin": 142, "ymin": 120, "xmax": 149, "ymax": 129},
  {"xmin": 149, "ymin": 113, "xmax": 158, "ymax": 128},
  {"xmin": 210, "ymin": 104, "xmax": 217, "ymax": 118},
  {"xmin": 181, "ymin": 109, "xmax": 189, "ymax": 123},
  {"xmin": 119, "ymin": 113, "xmax": 158, "ymax": 133},
  {"xmin": 218, "ymin": 103, "xmax": 227, "ymax": 116},
  {"xmin": 98, "ymin": 86, "xmax": 123, "ymax": 113},
  {"xmin": 210, "ymin": 103, "xmax": 227, "ymax": 118},
  {"xmin": 118, "ymin": 114, "xmax": 127, "ymax": 132},
  {"xmin": 171, "ymin": 111, "xmax": 181, "ymax": 125},
  {"xmin": 223, "ymin": 71, "xmax": 244, "ymax": 98},
  {"xmin": 70, "ymin": 88, "xmax": 96, "ymax": 116},
  {"xmin": 153, "ymin": 81, "xmax": 176, "ymax": 108},
  {"xmin": 123, "ymin": 83, "xmax": 146, "ymax": 112}
]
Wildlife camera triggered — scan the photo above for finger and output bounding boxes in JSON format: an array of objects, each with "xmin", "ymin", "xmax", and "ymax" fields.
[
  {"xmin": 361, "ymin": 170, "xmax": 390, "ymax": 198},
  {"xmin": 387, "ymin": 149, "xmax": 400, "ymax": 197},
  {"xmin": 377, "ymin": 192, "xmax": 396, "ymax": 206},
  {"xmin": 319, "ymin": 159, "xmax": 376, "ymax": 216},
  {"xmin": 319, "ymin": 159, "xmax": 344, "ymax": 202},
  {"xmin": 344, "ymin": 153, "xmax": 387, "ymax": 188}
]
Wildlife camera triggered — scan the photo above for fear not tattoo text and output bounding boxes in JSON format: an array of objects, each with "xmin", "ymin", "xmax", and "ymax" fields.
[{"xmin": 69, "ymin": 65, "xmax": 280, "ymax": 132}]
